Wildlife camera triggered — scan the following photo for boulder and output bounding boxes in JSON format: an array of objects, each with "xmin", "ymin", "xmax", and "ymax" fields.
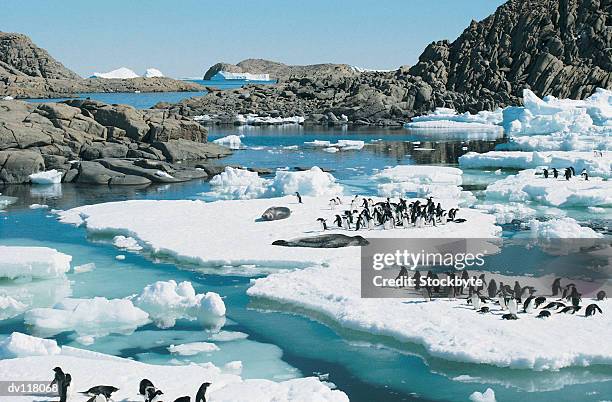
[
  {"xmin": 80, "ymin": 142, "xmax": 129, "ymax": 160},
  {"xmin": 90, "ymin": 105, "xmax": 150, "ymax": 141},
  {"xmin": 75, "ymin": 161, "xmax": 151, "ymax": 186},
  {"xmin": 0, "ymin": 150, "xmax": 45, "ymax": 183},
  {"xmin": 151, "ymin": 139, "xmax": 231, "ymax": 162}
]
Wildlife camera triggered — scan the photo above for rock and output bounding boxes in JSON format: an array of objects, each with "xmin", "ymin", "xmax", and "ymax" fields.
[
  {"xmin": 151, "ymin": 139, "xmax": 232, "ymax": 162},
  {"xmin": 80, "ymin": 142, "xmax": 129, "ymax": 160},
  {"xmin": 261, "ymin": 207, "xmax": 291, "ymax": 221},
  {"xmin": 0, "ymin": 150, "xmax": 44, "ymax": 184},
  {"xmin": 36, "ymin": 103, "xmax": 81, "ymax": 120},
  {"xmin": 63, "ymin": 168, "xmax": 78, "ymax": 183},
  {"xmin": 90, "ymin": 105, "xmax": 150, "ymax": 141},
  {"xmin": 96, "ymin": 158, "xmax": 179, "ymax": 183},
  {"xmin": 272, "ymin": 234, "xmax": 369, "ymax": 248},
  {"xmin": 75, "ymin": 161, "xmax": 151, "ymax": 186}
]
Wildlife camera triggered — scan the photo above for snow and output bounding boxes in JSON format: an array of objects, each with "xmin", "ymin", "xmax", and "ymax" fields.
[
  {"xmin": 112, "ymin": 235, "xmax": 143, "ymax": 251},
  {"xmin": 90, "ymin": 67, "xmax": 139, "ymax": 79},
  {"xmin": 2, "ymin": 95, "xmax": 14, "ymax": 100},
  {"xmin": 459, "ymin": 151, "xmax": 612, "ymax": 178},
  {"xmin": 269, "ymin": 167, "xmax": 344, "ymax": 198},
  {"xmin": 134, "ymin": 280, "xmax": 226, "ymax": 329},
  {"xmin": 144, "ymin": 68, "xmax": 164, "ymax": 78},
  {"xmin": 405, "ymin": 107, "xmax": 503, "ymax": 130},
  {"xmin": 469, "ymin": 388, "xmax": 496, "ymax": 402},
  {"xmin": 0, "ymin": 246, "xmax": 71, "ymax": 280},
  {"xmin": 168, "ymin": 341, "xmax": 220, "ymax": 355},
  {"xmin": 29, "ymin": 169, "xmax": 62, "ymax": 184},
  {"xmin": 213, "ymin": 134, "xmax": 244, "ymax": 149},
  {"xmin": 527, "ymin": 217, "xmax": 602, "ymax": 239},
  {"xmin": 484, "ymin": 169, "xmax": 612, "ymax": 208},
  {"xmin": 24, "ymin": 297, "xmax": 150, "ymax": 341},
  {"xmin": 211, "ymin": 71, "xmax": 271, "ymax": 81},
  {"xmin": 155, "ymin": 169, "xmax": 174, "ymax": 179},
  {"xmin": 0, "ymin": 333, "xmax": 348, "ymax": 402},
  {"xmin": 0, "ymin": 332, "xmax": 61, "ymax": 359},
  {"xmin": 208, "ymin": 167, "xmax": 270, "ymax": 199},
  {"xmin": 373, "ymin": 165, "xmax": 465, "ymax": 200}
]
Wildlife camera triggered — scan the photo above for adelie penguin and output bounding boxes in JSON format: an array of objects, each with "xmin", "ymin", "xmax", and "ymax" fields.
[
  {"xmin": 543, "ymin": 301, "xmax": 565, "ymax": 310},
  {"xmin": 196, "ymin": 382, "xmax": 211, "ymax": 402},
  {"xmin": 551, "ymin": 278, "xmax": 562, "ymax": 296},
  {"xmin": 317, "ymin": 218, "xmax": 327, "ymax": 230},
  {"xmin": 80, "ymin": 385, "xmax": 119, "ymax": 399},
  {"xmin": 585, "ymin": 304, "xmax": 603, "ymax": 317},
  {"xmin": 295, "ymin": 192, "xmax": 302, "ymax": 204},
  {"xmin": 534, "ymin": 296, "xmax": 547, "ymax": 308},
  {"xmin": 558, "ymin": 306, "xmax": 581, "ymax": 314},
  {"xmin": 537, "ymin": 310, "xmax": 551, "ymax": 318},
  {"xmin": 502, "ymin": 313, "xmax": 518, "ymax": 320},
  {"xmin": 597, "ymin": 290, "xmax": 606, "ymax": 301}
]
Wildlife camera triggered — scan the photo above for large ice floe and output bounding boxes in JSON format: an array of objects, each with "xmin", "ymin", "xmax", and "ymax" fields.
[
  {"xmin": 29, "ymin": 169, "xmax": 62, "ymax": 184},
  {"xmin": 90, "ymin": 67, "xmax": 139, "ymax": 79},
  {"xmin": 459, "ymin": 151, "xmax": 612, "ymax": 178},
  {"xmin": 526, "ymin": 217, "xmax": 602, "ymax": 239},
  {"xmin": 304, "ymin": 139, "xmax": 364, "ymax": 151},
  {"xmin": 206, "ymin": 167, "xmax": 344, "ymax": 200},
  {"xmin": 0, "ymin": 246, "xmax": 71, "ymax": 280},
  {"xmin": 0, "ymin": 332, "xmax": 347, "ymax": 402},
  {"xmin": 484, "ymin": 169, "xmax": 612, "ymax": 208},
  {"xmin": 134, "ymin": 280, "xmax": 226, "ymax": 329},
  {"xmin": 405, "ymin": 107, "xmax": 503, "ymax": 130},
  {"xmin": 213, "ymin": 134, "xmax": 244, "ymax": 149}
]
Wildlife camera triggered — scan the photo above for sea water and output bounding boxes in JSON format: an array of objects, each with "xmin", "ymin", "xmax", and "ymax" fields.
[{"xmin": 1, "ymin": 117, "xmax": 611, "ymax": 401}]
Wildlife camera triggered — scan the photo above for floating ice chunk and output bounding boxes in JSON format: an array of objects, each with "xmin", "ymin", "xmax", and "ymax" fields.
[
  {"xmin": 143, "ymin": 68, "xmax": 164, "ymax": 78},
  {"xmin": 72, "ymin": 263, "xmax": 96, "ymax": 273},
  {"xmin": 115, "ymin": 254, "xmax": 126, "ymax": 260},
  {"xmin": 134, "ymin": 280, "xmax": 226, "ymax": 329},
  {"xmin": 213, "ymin": 135, "xmax": 244, "ymax": 149},
  {"xmin": 208, "ymin": 167, "xmax": 270, "ymax": 199},
  {"xmin": 154, "ymin": 170, "xmax": 174, "ymax": 179},
  {"xmin": 335, "ymin": 140, "xmax": 365, "ymax": 150},
  {"xmin": 374, "ymin": 165, "xmax": 464, "ymax": 199},
  {"xmin": 29, "ymin": 169, "xmax": 62, "ymax": 184},
  {"xmin": 305, "ymin": 140, "xmax": 364, "ymax": 150},
  {"xmin": 208, "ymin": 331, "xmax": 249, "ymax": 342},
  {"xmin": 304, "ymin": 140, "xmax": 331, "ymax": 147},
  {"xmin": 0, "ymin": 296, "xmax": 27, "ymax": 320},
  {"xmin": 113, "ymin": 235, "xmax": 143, "ymax": 251},
  {"xmin": 323, "ymin": 147, "xmax": 339, "ymax": 153},
  {"xmin": 485, "ymin": 169, "xmax": 612, "ymax": 207},
  {"xmin": 234, "ymin": 114, "xmax": 304, "ymax": 125},
  {"xmin": 223, "ymin": 360, "xmax": 243, "ymax": 374},
  {"xmin": 24, "ymin": 297, "xmax": 149, "ymax": 341},
  {"xmin": 0, "ymin": 332, "xmax": 61, "ymax": 358},
  {"xmin": 2, "ymin": 95, "xmax": 14, "ymax": 100},
  {"xmin": 473, "ymin": 203, "xmax": 536, "ymax": 224},
  {"xmin": 406, "ymin": 107, "xmax": 503, "ymax": 130},
  {"xmin": 0, "ymin": 246, "xmax": 71, "ymax": 280},
  {"xmin": 527, "ymin": 218, "xmax": 602, "ymax": 239},
  {"xmin": 168, "ymin": 342, "xmax": 220, "ymax": 355},
  {"xmin": 28, "ymin": 203, "xmax": 48, "ymax": 209},
  {"xmin": 268, "ymin": 167, "xmax": 344, "ymax": 197},
  {"xmin": 91, "ymin": 67, "xmax": 139, "ymax": 79},
  {"xmin": 469, "ymin": 388, "xmax": 496, "ymax": 402},
  {"xmin": 0, "ymin": 194, "xmax": 17, "ymax": 209}
]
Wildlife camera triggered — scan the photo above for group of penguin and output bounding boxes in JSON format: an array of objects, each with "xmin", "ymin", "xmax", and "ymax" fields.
[
  {"xmin": 543, "ymin": 166, "xmax": 589, "ymax": 181},
  {"xmin": 51, "ymin": 367, "xmax": 210, "ymax": 402},
  {"xmin": 310, "ymin": 194, "xmax": 464, "ymax": 231},
  {"xmin": 396, "ymin": 269, "xmax": 606, "ymax": 320}
]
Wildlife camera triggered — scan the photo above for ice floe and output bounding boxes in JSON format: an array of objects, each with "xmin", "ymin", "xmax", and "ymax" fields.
[
  {"xmin": 526, "ymin": 217, "xmax": 602, "ymax": 239},
  {"xmin": 0, "ymin": 332, "xmax": 61, "ymax": 358},
  {"xmin": 90, "ymin": 67, "xmax": 139, "ymax": 79},
  {"xmin": 304, "ymin": 139, "xmax": 365, "ymax": 151},
  {"xmin": 134, "ymin": 280, "xmax": 226, "ymax": 329},
  {"xmin": 208, "ymin": 167, "xmax": 270, "ymax": 199},
  {"xmin": 0, "ymin": 295, "xmax": 27, "ymax": 320},
  {"xmin": 469, "ymin": 388, "xmax": 496, "ymax": 402},
  {"xmin": 29, "ymin": 169, "xmax": 62, "ymax": 184},
  {"xmin": 213, "ymin": 134, "xmax": 244, "ymax": 149},
  {"xmin": 168, "ymin": 341, "xmax": 220, "ymax": 355},
  {"xmin": 459, "ymin": 151, "xmax": 612, "ymax": 178},
  {"xmin": 112, "ymin": 235, "xmax": 143, "ymax": 251},
  {"xmin": 405, "ymin": 107, "xmax": 503, "ymax": 130},
  {"xmin": 472, "ymin": 202, "xmax": 537, "ymax": 225},
  {"xmin": 484, "ymin": 169, "xmax": 612, "ymax": 208},
  {"xmin": 0, "ymin": 246, "xmax": 71, "ymax": 280},
  {"xmin": 24, "ymin": 297, "xmax": 150, "ymax": 342},
  {"xmin": 143, "ymin": 67, "xmax": 164, "ymax": 78},
  {"xmin": 0, "ymin": 333, "xmax": 348, "ymax": 402}
]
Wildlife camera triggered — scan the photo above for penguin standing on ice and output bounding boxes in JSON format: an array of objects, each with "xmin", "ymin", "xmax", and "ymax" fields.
[
  {"xmin": 317, "ymin": 218, "xmax": 327, "ymax": 231},
  {"xmin": 543, "ymin": 168, "xmax": 549, "ymax": 178},
  {"xmin": 585, "ymin": 304, "xmax": 603, "ymax": 317},
  {"xmin": 551, "ymin": 278, "xmax": 562, "ymax": 296},
  {"xmin": 507, "ymin": 298, "xmax": 518, "ymax": 315},
  {"xmin": 295, "ymin": 192, "xmax": 302, "ymax": 204},
  {"xmin": 60, "ymin": 373, "xmax": 71, "ymax": 402},
  {"xmin": 523, "ymin": 296, "xmax": 536, "ymax": 313},
  {"xmin": 597, "ymin": 290, "xmax": 607, "ymax": 301},
  {"xmin": 334, "ymin": 215, "xmax": 343, "ymax": 228},
  {"xmin": 471, "ymin": 293, "xmax": 481, "ymax": 310},
  {"xmin": 552, "ymin": 168, "xmax": 559, "ymax": 178},
  {"xmin": 487, "ymin": 278, "xmax": 497, "ymax": 298},
  {"xmin": 196, "ymin": 382, "xmax": 212, "ymax": 402}
]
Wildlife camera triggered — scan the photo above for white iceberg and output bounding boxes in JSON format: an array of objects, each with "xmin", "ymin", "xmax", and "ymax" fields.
[
  {"xmin": 0, "ymin": 246, "xmax": 71, "ymax": 280},
  {"xmin": 144, "ymin": 68, "xmax": 164, "ymax": 78},
  {"xmin": 0, "ymin": 296, "xmax": 27, "ymax": 320},
  {"xmin": 213, "ymin": 134, "xmax": 244, "ymax": 149},
  {"xmin": 91, "ymin": 67, "xmax": 139, "ymax": 79},
  {"xmin": 373, "ymin": 165, "xmax": 465, "ymax": 200},
  {"xmin": 268, "ymin": 167, "xmax": 344, "ymax": 198},
  {"xmin": 472, "ymin": 202, "xmax": 537, "ymax": 224},
  {"xmin": 234, "ymin": 114, "xmax": 304, "ymax": 125},
  {"xmin": 210, "ymin": 71, "xmax": 271, "ymax": 81},
  {"xmin": 527, "ymin": 217, "xmax": 602, "ymax": 239},
  {"xmin": 0, "ymin": 332, "xmax": 61, "ymax": 359},
  {"xmin": 168, "ymin": 341, "xmax": 220, "ymax": 355},
  {"xmin": 406, "ymin": 107, "xmax": 503, "ymax": 130},
  {"xmin": 469, "ymin": 388, "xmax": 496, "ymax": 402},
  {"xmin": 208, "ymin": 167, "xmax": 270, "ymax": 200},
  {"xmin": 134, "ymin": 280, "xmax": 226, "ymax": 329},
  {"xmin": 304, "ymin": 139, "xmax": 365, "ymax": 150},
  {"xmin": 24, "ymin": 297, "xmax": 150, "ymax": 341},
  {"xmin": 29, "ymin": 169, "xmax": 62, "ymax": 184},
  {"xmin": 113, "ymin": 235, "xmax": 143, "ymax": 251}
]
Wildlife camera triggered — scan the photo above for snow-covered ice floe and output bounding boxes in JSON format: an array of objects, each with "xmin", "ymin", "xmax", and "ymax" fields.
[
  {"xmin": 0, "ymin": 246, "xmax": 71, "ymax": 280},
  {"xmin": 373, "ymin": 165, "xmax": 467, "ymax": 200},
  {"xmin": 459, "ymin": 151, "xmax": 612, "ymax": 178},
  {"xmin": 0, "ymin": 332, "xmax": 348, "ymax": 402},
  {"xmin": 206, "ymin": 167, "xmax": 343, "ymax": 200},
  {"xmin": 168, "ymin": 341, "xmax": 220, "ymax": 355},
  {"xmin": 304, "ymin": 139, "xmax": 365, "ymax": 151},
  {"xmin": 213, "ymin": 134, "xmax": 244, "ymax": 149},
  {"xmin": 90, "ymin": 67, "xmax": 139, "ymax": 79},
  {"xmin": 405, "ymin": 107, "xmax": 503, "ymax": 130},
  {"xmin": 29, "ymin": 169, "xmax": 62, "ymax": 184},
  {"xmin": 484, "ymin": 169, "xmax": 612, "ymax": 208},
  {"xmin": 112, "ymin": 235, "xmax": 143, "ymax": 251},
  {"xmin": 469, "ymin": 388, "xmax": 496, "ymax": 402},
  {"xmin": 525, "ymin": 217, "xmax": 602, "ymax": 239}
]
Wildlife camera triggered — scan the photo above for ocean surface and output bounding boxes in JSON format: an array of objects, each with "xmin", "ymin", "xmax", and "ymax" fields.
[{"xmin": 2, "ymin": 93, "xmax": 611, "ymax": 402}]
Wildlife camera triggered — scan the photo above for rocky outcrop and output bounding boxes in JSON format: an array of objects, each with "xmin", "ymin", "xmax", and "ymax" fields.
[
  {"xmin": 0, "ymin": 99, "xmax": 231, "ymax": 184},
  {"xmin": 203, "ymin": 59, "xmax": 359, "ymax": 82},
  {"xmin": 0, "ymin": 31, "xmax": 206, "ymax": 98},
  {"xmin": 170, "ymin": 0, "xmax": 611, "ymax": 126}
]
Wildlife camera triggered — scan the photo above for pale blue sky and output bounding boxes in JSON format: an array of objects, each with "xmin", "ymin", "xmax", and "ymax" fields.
[{"xmin": 1, "ymin": 0, "xmax": 506, "ymax": 78}]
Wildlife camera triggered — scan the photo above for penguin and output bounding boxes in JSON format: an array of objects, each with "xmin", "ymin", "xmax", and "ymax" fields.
[
  {"xmin": 543, "ymin": 301, "xmax": 565, "ymax": 310},
  {"xmin": 498, "ymin": 295, "xmax": 507, "ymax": 311},
  {"xmin": 145, "ymin": 386, "xmax": 164, "ymax": 402},
  {"xmin": 487, "ymin": 278, "xmax": 497, "ymax": 298},
  {"xmin": 523, "ymin": 296, "xmax": 536, "ymax": 313},
  {"xmin": 80, "ymin": 385, "xmax": 119, "ymax": 399},
  {"xmin": 520, "ymin": 286, "xmax": 535, "ymax": 301},
  {"xmin": 51, "ymin": 367, "xmax": 65, "ymax": 390},
  {"xmin": 534, "ymin": 296, "xmax": 547, "ymax": 308},
  {"xmin": 174, "ymin": 397, "xmax": 190, "ymax": 402},
  {"xmin": 86, "ymin": 395, "xmax": 107, "ymax": 402},
  {"xmin": 558, "ymin": 306, "xmax": 581, "ymax": 314},
  {"xmin": 295, "ymin": 192, "xmax": 302, "ymax": 204},
  {"xmin": 195, "ymin": 382, "xmax": 211, "ymax": 402},
  {"xmin": 537, "ymin": 310, "xmax": 551, "ymax": 318},
  {"xmin": 471, "ymin": 293, "xmax": 481, "ymax": 311},
  {"xmin": 316, "ymin": 218, "xmax": 327, "ymax": 231},
  {"xmin": 396, "ymin": 266, "xmax": 409, "ymax": 282},
  {"xmin": 334, "ymin": 215, "xmax": 342, "ymax": 228},
  {"xmin": 597, "ymin": 290, "xmax": 606, "ymax": 301},
  {"xmin": 551, "ymin": 278, "xmax": 562, "ymax": 296},
  {"xmin": 60, "ymin": 373, "xmax": 71, "ymax": 402},
  {"xmin": 508, "ymin": 298, "xmax": 518, "ymax": 315},
  {"xmin": 478, "ymin": 306, "xmax": 490, "ymax": 313},
  {"xmin": 139, "ymin": 379, "xmax": 155, "ymax": 397},
  {"xmin": 552, "ymin": 168, "xmax": 559, "ymax": 178},
  {"xmin": 413, "ymin": 270, "xmax": 421, "ymax": 290},
  {"xmin": 585, "ymin": 304, "xmax": 603, "ymax": 317},
  {"xmin": 569, "ymin": 166, "xmax": 575, "ymax": 176},
  {"xmin": 513, "ymin": 281, "xmax": 522, "ymax": 302},
  {"xmin": 543, "ymin": 168, "xmax": 549, "ymax": 178},
  {"xmin": 502, "ymin": 313, "xmax": 518, "ymax": 320}
]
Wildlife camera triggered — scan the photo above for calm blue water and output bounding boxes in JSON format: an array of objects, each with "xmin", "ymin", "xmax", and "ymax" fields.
[{"xmin": 2, "ymin": 95, "xmax": 611, "ymax": 402}]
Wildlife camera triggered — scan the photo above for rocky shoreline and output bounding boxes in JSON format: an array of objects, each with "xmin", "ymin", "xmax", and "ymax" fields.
[{"xmin": 0, "ymin": 99, "xmax": 232, "ymax": 185}]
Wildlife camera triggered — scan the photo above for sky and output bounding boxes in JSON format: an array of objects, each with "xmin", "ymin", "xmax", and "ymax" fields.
[{"xmin": 1, "ymin": 0, "xmax": 506, "ymax": 78}]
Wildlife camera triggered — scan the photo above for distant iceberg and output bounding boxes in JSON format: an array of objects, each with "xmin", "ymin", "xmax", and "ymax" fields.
[
  {"xmin": 143, "ymin": 68, "xmax": 164, "ymax": 78},
  {"xmin": 405, "ymin": 107, "xmax": 503, "ymax": 130},
  {"xmin": 210, "ymin": 71, "xmax": 271, "ymax": 81},
  {"xmin": 90, "ymin": 67, "xmax": 139, "ymax": 79}
]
